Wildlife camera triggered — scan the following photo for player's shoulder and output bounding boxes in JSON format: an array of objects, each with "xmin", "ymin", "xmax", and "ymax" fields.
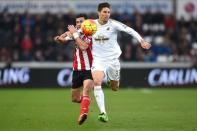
[
  {"xmin": 110, "ymin": 19, "xmax": 128, "ymax": 29},
  {"xmin": 110, "ymin": 19, "xmax": 123, "ymax": 25}
]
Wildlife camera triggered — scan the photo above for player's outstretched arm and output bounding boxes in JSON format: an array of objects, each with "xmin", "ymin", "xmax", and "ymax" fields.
[
  {"xmin": 67, "ymin": 25, "xmax": 89, "ymax": 50},
  {"xmin": 54, "ymin": 31, "xmax": 73, "ymax": 44},
  {"xmin": 113, "ymin": 20, "xmax": 151, "ymax": 49},
  {"xmin": 54, "ymin": 35, "xmax": 65, "ymax": 44}
]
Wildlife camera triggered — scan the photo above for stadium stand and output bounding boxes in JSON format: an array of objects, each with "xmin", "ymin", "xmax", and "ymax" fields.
[{"xmin": 0, "ymin": 8, "xmax": 196, "ymax": 64}]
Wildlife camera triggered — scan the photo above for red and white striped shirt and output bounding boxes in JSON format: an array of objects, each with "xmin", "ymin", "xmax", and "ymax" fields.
[{"xmin": 73, "ymin": 34, "xmax": 93, "ymax": 71}]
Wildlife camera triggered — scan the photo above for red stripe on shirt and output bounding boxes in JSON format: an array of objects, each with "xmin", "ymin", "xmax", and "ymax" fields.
[{"xmin": 79, "ymin": 49, "xmax": 86, "ymax": 70}]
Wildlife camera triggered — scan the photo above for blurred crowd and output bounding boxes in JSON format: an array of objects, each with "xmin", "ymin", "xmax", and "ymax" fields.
[{"xmin": 0, "ymin": 9, "xmax": 197, "ymax": 64}]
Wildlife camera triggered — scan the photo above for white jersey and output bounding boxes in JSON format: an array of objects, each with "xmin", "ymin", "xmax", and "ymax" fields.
[{"xmin": 92, "ymin": 19, "xmax": 143, "ymax": 61}]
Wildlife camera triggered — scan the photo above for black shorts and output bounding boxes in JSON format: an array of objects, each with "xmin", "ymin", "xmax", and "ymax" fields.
[{"xmin": 72, "ymin": 70, "xmax": 93, "ymax": 89}]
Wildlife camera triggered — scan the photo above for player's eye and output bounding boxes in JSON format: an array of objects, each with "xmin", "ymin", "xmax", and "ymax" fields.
[
  {"xmin": 76, "ymin": 20, "xmax": 83, "ymax": 23},
  {"xmin": 103, "ymin": 11, "xmax": 110, "ymax": 14}
]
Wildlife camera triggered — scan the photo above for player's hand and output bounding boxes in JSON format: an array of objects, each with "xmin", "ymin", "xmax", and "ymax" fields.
[
  {"xmin": 54, "ymin": 36, "xmax": 60, "ymax": 42},
  {"xmin": 67, "ymin": 25, "xmax": 78, "ymax": 34},
  {"xmin": 140, "ymin": 40, "xmax": 151, "ymax": 49},
  {"xmin": 54, "ymin": 35, "xmax": 65, "ymax": 44}
]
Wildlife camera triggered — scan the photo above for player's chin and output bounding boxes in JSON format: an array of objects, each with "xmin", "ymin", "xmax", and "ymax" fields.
[{"xmin": 104, "ymin": 18, "xmax": 109, "ymax": 22}]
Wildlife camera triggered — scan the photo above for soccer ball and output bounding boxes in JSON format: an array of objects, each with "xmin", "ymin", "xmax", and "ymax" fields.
[{"xmin": 81, "ymin": 19, "xmax": 97, "ymax": 36}]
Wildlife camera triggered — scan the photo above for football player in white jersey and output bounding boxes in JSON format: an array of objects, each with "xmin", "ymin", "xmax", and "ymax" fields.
[{"xmin": 92, "ymin": 2, "xmax": 151, "ymax": 122}]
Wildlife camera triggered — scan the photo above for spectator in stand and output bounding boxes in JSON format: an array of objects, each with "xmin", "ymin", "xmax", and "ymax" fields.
[{"xmin": 0, "ymin": 9, "xmax": 196, "ymax": 62}]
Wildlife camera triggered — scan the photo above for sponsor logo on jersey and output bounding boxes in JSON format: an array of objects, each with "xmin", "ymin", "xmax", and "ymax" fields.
[{"xmin": 94, "ymin": 35, "xmax": 109, "ymax": 44}]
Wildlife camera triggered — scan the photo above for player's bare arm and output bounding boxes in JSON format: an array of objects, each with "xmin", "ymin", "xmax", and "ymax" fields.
[
  {"xmin": 54, "ymin": 31, "xmax": 72, "ymax": 44},
  {"xmin": 67, "ymin": 25, "xmax": 89, "ymax": 50}
]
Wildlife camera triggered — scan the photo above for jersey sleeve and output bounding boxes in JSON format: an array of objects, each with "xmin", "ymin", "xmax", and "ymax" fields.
[{"xmin": 112, "ymin": 20, "xmax": 143, "ymax": 43}]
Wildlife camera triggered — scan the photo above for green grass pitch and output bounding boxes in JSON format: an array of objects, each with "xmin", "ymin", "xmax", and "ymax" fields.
[{"xmin": 0, "ymin": 88, "xmax": 197, "ymax": 131}]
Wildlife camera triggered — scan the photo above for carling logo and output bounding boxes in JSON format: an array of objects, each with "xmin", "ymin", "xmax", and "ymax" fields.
[
  {"xmin": 0, "ymin": 68, "xmax": 30, "ymax": 85},
  {"xmin": 148, "ymin": 68, "xmax": 197, "ymax": 86}
]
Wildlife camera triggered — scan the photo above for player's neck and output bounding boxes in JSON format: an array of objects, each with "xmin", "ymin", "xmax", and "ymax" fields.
[{"xmin": 98, "ymin": 19, "xmax": 107, "ymax": 25}]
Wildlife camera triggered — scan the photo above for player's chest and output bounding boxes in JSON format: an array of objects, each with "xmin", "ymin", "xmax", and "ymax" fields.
[{"xmin": 95, "ymin": 25, "xmax": 115, "ymax": 36}]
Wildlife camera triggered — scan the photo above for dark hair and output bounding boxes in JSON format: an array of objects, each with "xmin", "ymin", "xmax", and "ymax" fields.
[
  {"xmin": 97, "ymin": 2, "xmax": 110, "ymax": 12},
  {"xmin": 76, "ymin": 13, "xmax": 88, "ymax": 19}
]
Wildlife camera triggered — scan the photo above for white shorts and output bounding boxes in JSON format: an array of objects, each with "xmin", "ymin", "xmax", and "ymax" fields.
[{"xmin": 91, "ymin": 58, "xmax": 120, "ymax": 81}]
